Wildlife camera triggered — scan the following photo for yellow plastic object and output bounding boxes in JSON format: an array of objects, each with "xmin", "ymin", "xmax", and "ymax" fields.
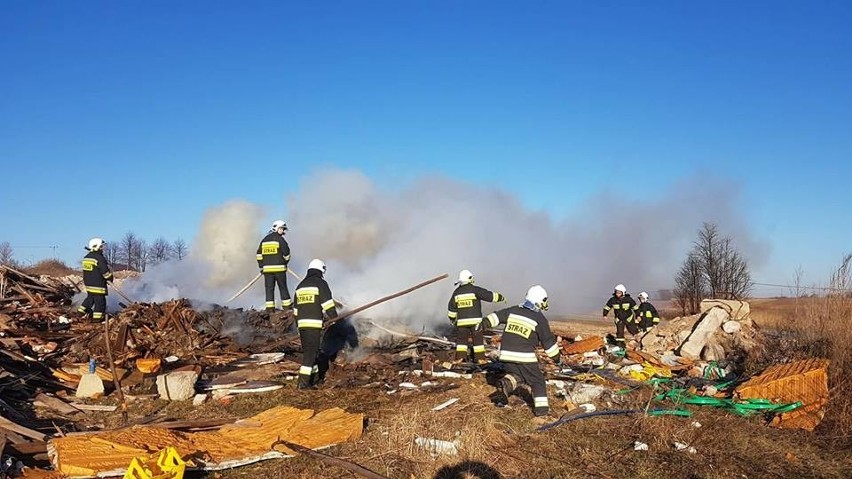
[
  {"xmin": 122, "ymin": 447, "xmax": 185, "ymax": 479},
  {"xmin": 628, "ymin": 362, "xmax": 673, "ymax": 382}
]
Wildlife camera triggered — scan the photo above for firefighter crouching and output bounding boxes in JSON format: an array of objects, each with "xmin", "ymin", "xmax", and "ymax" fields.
[
  {"xmin": 602, "ymin": 283, "xmax": 639, "ymax": 346},
  {"xmin": 256, "ymin": 219, "xmax": 292, "ymax": 312},
  {"xmin": 294, "ymin": 259, "xmax": 337, "ymax": 389},
  {"xmin": 485, "ymin": 285, "xmax": 560, "ymax": 417},
  {"xmin": 636, "ymin": 291, "xmax": 660, "ymax": 333},
  {"xmin": 447, "ymin": 269, "xmax": 504, "ymax": 363},
  {"xmin": 77, "ymin": 238, "xmax": 114, "ymax": 322}
]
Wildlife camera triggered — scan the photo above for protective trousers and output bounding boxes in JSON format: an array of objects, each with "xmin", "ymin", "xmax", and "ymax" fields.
[
  {"xmin": 78, "ymin": 293, "xmax": 106, "ymax": 321},
  {"xmin": 615, "ymin": 319, "xmax": 639, "ymax": 345},
  {"xmin": 298, "ymin": 328, "xmax": 321, "ymax": 388},
  {"xmin": 454, "ymin": 325, "xmax": 486, "ymax": 362},
  {"xmin": 263, "ymin": 272, "xmax": 291, "ymax": 311},
  {"xmin": 501, "ymin": 362, "xmax": 550, "ymax": 416}
]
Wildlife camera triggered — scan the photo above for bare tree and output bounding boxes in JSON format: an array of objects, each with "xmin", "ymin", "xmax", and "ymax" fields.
[
  {"xmin": 117, "ymin": 232, "xmax": 141, "ymax": 271},
  {"xmin": 104, "ymin": 241, "xmax": 119, "ymax": 265},
  {"xmin": 148, "ymin": 237, "xmax": 172, "ymax": 265},
  {"xmin": 692, "ymin": 222, "xmax": 752, "ymax": 299},
  {"xmin": 133, "ymin": 239, "xmax": 148, "ymax": 272},
  {"xmin": 0, "ymin": 242, "xmax": 15, "ymax": 267},
  {"xmin": 791, "ymin": 265, "xmax": 804, "ymax": 313},
  {"xmin": 674, "ymin": 222, "xmax": 753, "ymax": 314},
  {"xmin": 829, "ymin": 253, "xmax": 852, "ymax": 295},
  {"xmin": 171, "ymin": 238, "xmax": 188, "ymax": 260},
  {"xmin": 674, "ymin": 252, "xmax": 705, "ymax": 315}
]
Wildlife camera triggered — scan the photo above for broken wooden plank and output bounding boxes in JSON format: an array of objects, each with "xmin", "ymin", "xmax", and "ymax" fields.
[
  {"xmin": 33, "ymin": 394, "xmax": 81, "ymax": 415},
  {"xmin": 67, "ymin": 403, "xmax": 117, "ymax": 412},
  {"xmin": 7, "ymin": 440, "xmax": 48, "ymax": 455},
  {"xmin": 0, "ymin": 417, "xmax": 48, "ymax": 441}
]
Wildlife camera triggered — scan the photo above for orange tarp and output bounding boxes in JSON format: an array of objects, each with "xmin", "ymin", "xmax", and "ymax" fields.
[
  {"xmin": 561, "ymin": 336, "xmax": 604, "ymax": 355},
  {"xmin": 735, "ymin": 358, "xmax": 830, "ymax": 431},
  {"xmin": 48, "ymin": 406, "xmax": 364, "ymax": 477}
]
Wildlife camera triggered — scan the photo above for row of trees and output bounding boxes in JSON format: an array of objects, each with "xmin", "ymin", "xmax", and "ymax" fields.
[
  {"xmin": 674, "ymin": 222, "xmax": 753, "ymax": 314},
  {"xmin": 0, "ymin": 237, "xmax": 188, "ymax": 272},
  {"xmin": 104, "ymin": 233, "xmax": 188, "ymax": 272}
]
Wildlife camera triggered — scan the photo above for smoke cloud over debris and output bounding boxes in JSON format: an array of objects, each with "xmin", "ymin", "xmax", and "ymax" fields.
[{"xmin": 123, "ymin": 168, "xmax": 768, "ymax": 333}]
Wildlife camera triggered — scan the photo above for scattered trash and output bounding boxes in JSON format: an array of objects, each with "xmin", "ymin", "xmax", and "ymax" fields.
[
  {"xmin": 633, "ymin": 441, "xmax": 649, "ymax": 451},
  {"xmin": 578, "ymin": 403, "xmax": 596, "ymax": 413},
  {"xmin": 691, "ymin": 421, "xmax": 702, "ymax": 428},
  {"xmin": 414, "ymin": 437, "xmax": 459, "ymax": 456},
  {"xmin": 432, "ymin": 398, "xmax": 459, "ymax": 411},
  {"xmin": 569, "ymin": 384, "xmax": 606, "ymax": 404},
  {"xmin": 673, "ymin": 442, "xmax": 697, "ymax": 454}
]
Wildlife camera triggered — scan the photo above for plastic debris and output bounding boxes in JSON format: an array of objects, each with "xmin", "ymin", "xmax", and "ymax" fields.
[
  {"xmin": 414, "ymin": 437, "xmax": 459, "ymax": 456},
  {"xmin": 633, "ymin": 441, "xmax": 649, "ymax": 451},
  {"xmin": 432, "ymin": 398, "xmax": 459, "ymax": 411}
]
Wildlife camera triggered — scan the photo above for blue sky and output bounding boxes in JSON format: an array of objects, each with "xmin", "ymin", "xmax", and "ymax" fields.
[{"xmin": 1, "ymin": 1, "xmax": 850, "ymax": 292}]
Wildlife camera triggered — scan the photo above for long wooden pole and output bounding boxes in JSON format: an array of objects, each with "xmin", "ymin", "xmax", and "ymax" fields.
[
  {"xmin": 324, "ymin": 273, "xmax": 448, "ymax": 327},
  {"xmin": 103, "ymin": 314, "xmax": 127, "ymax": 423},
  {"xmin": 275, "ymin": 440, "xmax": 390, "ymax": 479},
  {"xmin": 226, "ymin": 273, "xmax": 262, "ymax": 303},
  {"xmin": 109, "ymin": 283, "xmax": 134, "ymax": 304}
]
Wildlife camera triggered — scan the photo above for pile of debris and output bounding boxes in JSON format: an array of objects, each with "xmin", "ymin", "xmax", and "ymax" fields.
[
  {"xmin": 639, "ymin": 299, "xmax": 759, "ymax": 362},
  {"xmin": 0, "ymin": 265, "xmax": 77, "ymax": 330}
]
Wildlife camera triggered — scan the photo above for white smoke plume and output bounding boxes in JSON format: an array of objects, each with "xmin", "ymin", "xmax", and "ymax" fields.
[{"xmin": 123, "ymin": 168, "xmax": 768, "ymax": 333}]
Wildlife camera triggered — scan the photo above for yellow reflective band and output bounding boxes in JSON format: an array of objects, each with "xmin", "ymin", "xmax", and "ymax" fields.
[
  {"xmin": 486, "ymin": 313, "xmax": 499, "ymax": 328},
  {"xmin": 296, "ymin": 287, "xmax": 319, "ymax": 304},
  {"xmin": 544, "ymin": 343, "xmax": 560, "ymax": 357},
  {"xmin": 299, "ymin": 366, "xmax": 314, "ymax": 375},
  {"xmin": 448, "ymin": 311, "xmax": 458, "ymax": 319},
  {"xmin": 321, "ymin": 299, "xmax": 336, "ymax": 311},
  {"xmin": 103, "ymin": 272, "xmax": 112, "ymax": 279},
  {"xmin": 261, "ymin": 241, "xmax": 280, "ymax": 255},
  {"xmin": 455, "ymin": 317, "xmax": 482, "ymax": 327},
  {"xmin": 492, "ymin": 292, "xmax": 500, "ymax": 302},
  {"xmin": 603, "ymin": 306, "xmax": 611, "ymax": 310},
  {"xmin": 498, "ymin": 350, "xmax": 538, "ymax": 363},
  {"xmin": 77, "ymin": 306, "xmax": 86, "ymax": 313},
  {"xmin": 653, "ymin": 318, "xmax": 660, "ymax": 323},
  {"xmin": 282, "ymin": 299, "xmax": 293, "ymax": 307},
  {"xmin": 283, "ymin": 255, "xmax": 291, "ymax": 261},
  {"xmin": 82, "ymin": 258, "xmax": 97, "ymax": 271},
  {"xmin": 85, "ymin": 286, "xmax": 106, "ymax": 294},
  {"xmin": 533, "ymin": 397, "xmax": 549, "ymax": 407},
  {"xmin": 456, "ymin": 345, "xmax": 469, "ymax": 352},
  {"xmin": 263, "ymin": 265, "xmax": 287, "ymax": 273},
  {"xmin": 256, "ymin": 254, "xmax": 263, "ymax": 261},
  {"xmin": 472, "ymin": 345, "xmax": 486, "ymax": 352},
  {"xmin": 454, "ymin": 293, "xmax": 477, "ymax": 309},
  {"xmin": 92, "ymin": 312, "xmax": 104, "ymax": 319},
  {"xmin": 265, "ymin": 301, "xmax": 275, "ymax": 307},
  {"xmin": 297, "ymin": 319, "xmax": 323, "ymax": 329}
]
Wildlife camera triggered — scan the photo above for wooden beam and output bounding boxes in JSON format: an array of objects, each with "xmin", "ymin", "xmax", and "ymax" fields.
[
  {"xmin": 0, "ymin": 417, "xmax": 48, "ymax": 441},
  {"xmin": 275, "ymin": 439, "xmax": 390, "ymax": 479}
]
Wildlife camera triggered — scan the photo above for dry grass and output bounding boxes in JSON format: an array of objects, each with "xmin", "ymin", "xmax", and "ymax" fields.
[{"xmin": 24, "ymin": 258, "xmax": 78, "ymax": 277}]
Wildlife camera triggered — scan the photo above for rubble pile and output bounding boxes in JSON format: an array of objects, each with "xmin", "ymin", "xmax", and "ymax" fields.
[
  {"xmin": 0, "ymin": 265, "xmax": 77, "ymax": 330},
  {"xmin": 638, "ymin": 299, "xmax": 760, "ymax": 362}
]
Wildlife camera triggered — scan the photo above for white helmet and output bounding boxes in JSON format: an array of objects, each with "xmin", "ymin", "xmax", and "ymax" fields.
[
  {"xmin": 456, "ymin": 269, "xmax": 474, "ymax": 285},
  {"xmin": 308, "ymin": 258, "xmax": 326, "ymax": 273},
  {"xmin": 271, "ymin": 220, "xmax": 287, "ymax": 232},
  {"xmin": 638, "ymin": 292, "xmax": 649, "ymax": 302},
  {"xmin": 525, "ymin": 285, "xmax": 548, "ymax": 311},
  {"xmin": 614, "ymin": 284, "xmax": 627, "ymax": 294},
  {"xmin": 88, "ymin": 238, "xmax": 105, "ymax": 251}
]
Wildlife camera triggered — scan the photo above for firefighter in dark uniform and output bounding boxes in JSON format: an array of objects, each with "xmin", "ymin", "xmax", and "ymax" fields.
[
  {"xmin": 316, "ymin": 317, "xmax": 358, "ymax": 384},
  {"xmin": 603, "ymin": 283, "xmax": 639, "ymax": 346},
  {"xmin": 294, "ymin": 258, "xmax": 337, "ymax": 389},
  {"xmin": 77, "ymin": 238, "xmax": 113, "ymax": 322},
  {"xmin": 256, "ymin": 220, "xmax": 291, "ymax": 312},
  {"xmin": 485, "ymin": 285, "xmax": 560, "ymax": 417},
  {"xmin": 636, "ymin": 291, "xmax": 661, "ymax": 332},
  {"xmin": 447, "ymin": 269, "xmax": 504, "ymax": 363}
]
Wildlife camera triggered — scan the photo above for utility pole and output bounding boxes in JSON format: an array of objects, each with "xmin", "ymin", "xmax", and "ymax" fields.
[{"xmin": 50, "ymin": 245, "xmax": 58, "ymax": 258}]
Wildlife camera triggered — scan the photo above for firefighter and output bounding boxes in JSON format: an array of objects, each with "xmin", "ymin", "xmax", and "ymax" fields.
[
  {"xmin": 293, "ymin": 258, "xmax": 338, "ymax": 389},
  {"xmin": 316, "ymin": 317, "xmax": 358, "ymax": 384},
  {"xmin": 603, "ymin": 284, "xmax": 639, "ymax": 346},
  {"xmin": 256, "ymin": 220, "xmax": 291, "ymax": 312},
  {"xmin": 77, "ymin": 238, "xmax": 113, "ymax": 322},
  {"xmin": 636, "ymin": 292, "xmax": 661, "ymax": 332},
  {"xmin": 484, "ymin": 285, "xmax": 560, "ymax": 417},
  {"xmin": 447, "ymin": 269, "xmax": 504, "ymax": 363}
]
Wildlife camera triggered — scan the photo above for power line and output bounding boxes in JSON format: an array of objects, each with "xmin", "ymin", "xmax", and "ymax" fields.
[{"xmin": 751, "ymin": 281, "xmax": 852, "ymax": 293}]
